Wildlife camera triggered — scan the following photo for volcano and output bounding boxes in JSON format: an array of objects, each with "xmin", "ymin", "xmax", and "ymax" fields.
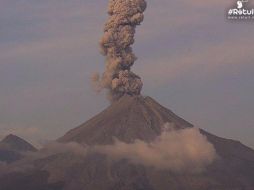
[
  {"xmin": 0, "ymin": 134, "xmax": 37, "ymax": 163},
  {"xmin": 0, "ymin": 134, "xmax": 37, "ymax": 152},
  {"xmin": 1, "ymin": 95, "xmax": 254, "ymax": 190},
  {"xmin": 59, "ymin": 95, "xmax": 193, "ymax": 145}
]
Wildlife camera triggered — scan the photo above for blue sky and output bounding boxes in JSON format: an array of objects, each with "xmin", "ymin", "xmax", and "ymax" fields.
[{"xmin": 0, "ymin": 0, "xmax": 254, "ymax": 148}]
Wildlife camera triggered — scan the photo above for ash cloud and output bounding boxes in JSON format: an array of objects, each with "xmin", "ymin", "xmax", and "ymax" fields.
[
  {"xmin": 29, "ymin": 123, "xmax": 217, "ymax": 173},
  {"xmin": 95, "ymin": 123, "xmax": 217, "ymax": 173},
  {"xmin": 41, "ymin": 128, "xmax": 216, "ymax": 173},
  {"xmin": 1, "ymin": 124, "xmax": 217, "ymax": 174},
  {"xmin": 33, "ymin": 124, "xmax": 217, "ymax": 173},
  {"xmin": 93, "ymin": 0, "xmax": 147, "ymax": 101}
]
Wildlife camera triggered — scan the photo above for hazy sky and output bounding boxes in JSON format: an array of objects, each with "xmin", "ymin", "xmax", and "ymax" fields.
[{"xmin": 0, "ymin": 0, "xmax": 254, "ymax": 148}]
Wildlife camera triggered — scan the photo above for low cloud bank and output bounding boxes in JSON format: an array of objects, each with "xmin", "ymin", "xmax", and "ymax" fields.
[
  {"xmin": 1, "ymin": 123, "xmax": 217, "ymax": 174},
  {"xmin": 95, "ymin": 123, "xmax": 217, "ymax": 172},
  {"xmin": 38, "ymin": 123, "xmax": 217, "ymax": 173}
]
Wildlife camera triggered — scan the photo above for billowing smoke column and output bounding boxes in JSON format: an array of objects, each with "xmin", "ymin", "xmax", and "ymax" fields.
[{"xmin": 94, "ymin": 0, "xmax": 147, "ymax": 101}]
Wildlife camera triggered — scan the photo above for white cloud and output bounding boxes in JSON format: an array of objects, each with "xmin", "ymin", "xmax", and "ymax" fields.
[{"xmin": 95, "ymin": 123, "xmax": 217, "ymax": 173}]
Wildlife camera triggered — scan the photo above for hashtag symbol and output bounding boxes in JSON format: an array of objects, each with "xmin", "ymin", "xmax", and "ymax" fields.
[{"xmin": 228, "ymin": 9, "xmax": 233, "ymax": 15}]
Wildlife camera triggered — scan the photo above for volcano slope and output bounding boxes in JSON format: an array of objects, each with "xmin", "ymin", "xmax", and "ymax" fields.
[
  {"xmin": 59, "ymin": 95, "xmax": 193, "ymax": 145},
  {"xmin": 1, "ymin": 95, "xmax": 254, "ymax": 190}
]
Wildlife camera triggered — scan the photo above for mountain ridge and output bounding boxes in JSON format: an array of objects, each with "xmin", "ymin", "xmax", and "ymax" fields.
[
  {"xmin": 1, "ymin": 95, "xmax": 254, "ymax": 190},
  {"xmin": 0, "ymin": 134, "xmax": 37, "ymax": 163},
  {"xmin": 0, "ymin": 134, "xmax": 37, "ymax": 152}
]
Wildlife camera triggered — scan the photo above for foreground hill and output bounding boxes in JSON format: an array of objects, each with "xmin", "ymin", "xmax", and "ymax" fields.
[{"xmin": 0, "ymin": 134, "xmax": 37, "ymax": 163}]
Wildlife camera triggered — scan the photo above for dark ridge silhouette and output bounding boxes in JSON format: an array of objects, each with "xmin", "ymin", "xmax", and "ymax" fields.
[
  {"xmin": 0, "ymin": 134, "xmax": 37, "ymax": 163},
  {"xmin": 1, "ymin": 134, "xmax": 37, "ymax": 152}
]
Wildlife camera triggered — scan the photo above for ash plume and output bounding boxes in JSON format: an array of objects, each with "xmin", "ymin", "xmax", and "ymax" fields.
[{"xmin": 93, "ymin": 0, "xmax": 147, "ymax": 101}]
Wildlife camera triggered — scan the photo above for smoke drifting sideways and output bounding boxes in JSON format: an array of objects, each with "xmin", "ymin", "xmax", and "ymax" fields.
[
  {"xmin": 50, "ymin": 124, "xmax": 216, "ymax": 173},
  {"xmin": 0, "ymin": 124, "xmax": 217, "ymax": 174},
  {"xmin": 93, "ymin": 0, "xmax": 147, "ymax": 101},
  {"xmin": 95, "ymin": 124, "xmax": 217, "ymax": 173}
]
